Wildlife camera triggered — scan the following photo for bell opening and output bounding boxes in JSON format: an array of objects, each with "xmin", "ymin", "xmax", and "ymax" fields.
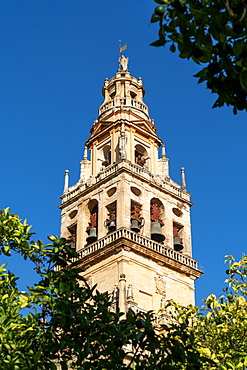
[{"xmin": 151, "ymin": 221, "xmax": 165, "ymax": 243}]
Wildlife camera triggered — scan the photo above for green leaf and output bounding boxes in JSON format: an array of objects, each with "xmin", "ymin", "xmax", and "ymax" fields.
[
  {"xmin": 170, "ymin": 43, "xmax": 176, "ymax": 52},
  {"xmin": 150, "ymin": 13, "xmax": 161, "ymax": 23},
  {"xmin": 154, "ymin": 0, "xmax": 169, "ymax": 4},
  {"xmin": 240, "ymin": 69, "xmax": 247, "ymax": 90},
  {"xmin": 150, "ymin": 39, "xmax": 166, "ymax": 46},
  {"xmin": 233, "ymin": 40, "xmax": 245, "ymax": 58}
]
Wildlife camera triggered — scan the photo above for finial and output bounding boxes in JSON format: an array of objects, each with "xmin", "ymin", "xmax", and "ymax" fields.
[
  {"xmin": 161, "ymin": 144, "xmax": 166, "ymax": 159},
  {"xmin": 118, "ymin": 40, "xmax": 128, "ymax": 70},
  {"xmin": 127, "ymin": 283, "xmax": 134, "ymax": 300},
  {"xmin": 83, "ymin": 145, "xmax": 88, "ymax": 160},
  {"xmin": 63, "ymin": 170, "xmax": 69, "ymax": 194},
  {"xmin": 181, "ymin": 167, "xmax": 187, "ymax": 192}
]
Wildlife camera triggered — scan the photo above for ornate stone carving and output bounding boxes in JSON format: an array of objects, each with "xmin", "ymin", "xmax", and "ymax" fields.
[
  {"xmin": 87, "ymin": 276, "xmax": 92, "ymax": 288},
  {"xmin": 154, "ymin": 275, "xmax": 166, "ymax": 297}
]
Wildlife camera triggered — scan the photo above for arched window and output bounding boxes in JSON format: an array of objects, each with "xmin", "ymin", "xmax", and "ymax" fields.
[
  {"xmin": 130, "ymin": 201, "xmax": 144, "ymax": 233},
  {"xmin": 150, "ymin": 199, "xmax": 165, "ymax": 243},
  {"xmin": 86, "ymin": 200, "xmax": 98, "ymax": 244},
  {"xmin": 102, "ymin": 145, "xmax": 111, "ymax": 167},
  {"xmin": 173, "ymin": 222, "xmax": 184, "ymax": 252},
  {"xmin": 105, "ymin": 201, "xmax": 117, "ymax": 233},
  {"xmin": 134, "ymin": 144, "xmax": 149, "ymax": 168}
]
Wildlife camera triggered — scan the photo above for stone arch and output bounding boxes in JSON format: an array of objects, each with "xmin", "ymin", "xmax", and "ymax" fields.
[
  {"xmin": 86, "ymin": 199, "xmax": 98, "ymax": 244},
  {"xmin": 97, "ymin": 142, "xmax": 111, "ymax": 172},
  {"xmin": 150, "ymin": 198, "xmax": 165, "ymax": 242},
  {"xmin": 134, "ymin": 144, "xmax": 149, "ymax": 168},
  {"xmin": 102, "ymin": 145, "xmax": 111, "ymax": 166}
]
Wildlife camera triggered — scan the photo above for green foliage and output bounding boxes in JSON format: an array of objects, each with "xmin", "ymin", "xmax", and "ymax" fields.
[
  {"xmin": 0, "ymin": 208, "xmax": 206, "ymax": 369},
  {"xmin": 1, "ymin": 208, "xmax": 247, "ymax": 369},
  {"xmin": 151, "ymin": 0, "xmax": 247, "ymax": 113}
]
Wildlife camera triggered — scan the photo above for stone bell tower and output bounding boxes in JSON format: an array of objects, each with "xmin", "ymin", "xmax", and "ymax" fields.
[{"xmin": 59, "ymin": 55, "xmax": 202, "ymax": 315}]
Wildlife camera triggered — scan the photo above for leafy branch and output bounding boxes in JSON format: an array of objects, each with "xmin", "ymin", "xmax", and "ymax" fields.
[{"xmin": 151, "ymin": 0, "xmax": 247, "ymax": 113}]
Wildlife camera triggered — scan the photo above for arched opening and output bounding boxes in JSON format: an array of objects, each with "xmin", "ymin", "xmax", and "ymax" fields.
[
  {"xmin": 68, "ymin": 223, "xmax": 77, "ymax": 250},
  {"xmin": 102, "ymin": 145, "xmax": 111, "ymax": 167},
  {"xmin": 173, "ymin": 222, "xmax": 184, "ymax": 252},
  {"xmin": 130, "ymin": 201, "xmax": 144, "ymax": 233},
  {"xmin": 105, "ymin": 201, "xmax": 117, "ymax": 233},
  {"xmin": 86, "ymin": 200, "xmax": 98, "ymax": 244},
  {"xmin": 150, "ymin": 198, "xmax": 165, "ymax": 243},
  {"xmin": 134, "ymin": 144, "xmax": 149, "ymax": 168},
  {"xmin": 130, "ymin": 91, "xmax": 137, "ymax": 99}
]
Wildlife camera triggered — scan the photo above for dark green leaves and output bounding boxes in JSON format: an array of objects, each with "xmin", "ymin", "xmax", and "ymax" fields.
[{"xmin": 151, "ymin": 0, "xmax": 247, "ymax": 113}]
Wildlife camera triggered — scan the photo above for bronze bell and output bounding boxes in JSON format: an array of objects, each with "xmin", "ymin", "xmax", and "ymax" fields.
[
  {"xmin": 108, "ymin": 220, "xmax": 116, "ymax": 231},
  {"xmin": 173, "ymin": 236, "xmax": 184, "ymax": 251},
  {"xmin": 86, "ymin": 227, "xmax": 97, "ymax": 244},
  {"xmin": 151, "ymin": 221, "xmax": 165, "ymax": 242},
  {"xmin": 130, "ymin": 219, "xmax": 140, "ymax": 232}
]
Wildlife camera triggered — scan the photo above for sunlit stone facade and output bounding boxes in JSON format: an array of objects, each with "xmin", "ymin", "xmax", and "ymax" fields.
[{"xmin": 59, "ymin": 57, "xmax": 202, "ymax": 314}]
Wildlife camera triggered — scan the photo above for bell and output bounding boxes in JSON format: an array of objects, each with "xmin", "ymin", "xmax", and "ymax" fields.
[
  {"xmin": 130, "ymin": 219, "xmax": 140, "ymax": 232},
  {"xmin": 86, "ymin": 227, "xmax": 97, "ymax": 244},
  {"xmin": 108, "ymin": 220, "xmax": 116, "ymax": 231},
  {"xmin": 151, "ymin": 221, "xmax": 165, "ymax": 242},
  {"xmin": 173, "ymin": 236, "xmax": 184, "ymax": 251}
]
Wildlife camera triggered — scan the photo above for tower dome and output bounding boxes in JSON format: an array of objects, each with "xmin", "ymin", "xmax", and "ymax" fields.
[{"xmin": 99, "ymin": 55, "xmax": 149, "ymax": 121}]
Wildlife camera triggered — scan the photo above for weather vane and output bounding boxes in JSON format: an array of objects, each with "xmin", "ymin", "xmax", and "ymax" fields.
[{"xmin": 118, "ymin": 40, "xmax": 128, "ymax": 71}]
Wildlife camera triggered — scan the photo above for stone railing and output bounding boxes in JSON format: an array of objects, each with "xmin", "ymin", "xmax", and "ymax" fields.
[
  {"xmin": 98, "ymin": 98, "xmax": 149, "ymax": 117},
  {"xmin": 130, "ymin": 99, "xmax": 148, "ymax": 113},
  {"xmin": 95, "ymin": 160, "xmax": 154, "ymax": 182},
  {"xmin": 95, "ymin": 160, "xmax": 188, "ymax": 200},
  {"xmin": 76, "ymin": 227, "xmax": 198, "ymax": 270},
  {"xmin": 61, "ymin": 160, "xmax": 189, "ymax": 204},
  {"xmin": 99, "ymin": 100, "xmax": 115, "ymax": 114}
]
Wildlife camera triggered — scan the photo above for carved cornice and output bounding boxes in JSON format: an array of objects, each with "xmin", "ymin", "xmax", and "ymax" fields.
[{"xmin": 75, "ymin": 232, "xmax": 202, "ymax": 280}]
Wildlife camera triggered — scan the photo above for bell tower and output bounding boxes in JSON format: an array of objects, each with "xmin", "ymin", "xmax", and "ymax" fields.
[{"xmin": 59, "ymin": 55, "xmax": 202, "ymax": 315}]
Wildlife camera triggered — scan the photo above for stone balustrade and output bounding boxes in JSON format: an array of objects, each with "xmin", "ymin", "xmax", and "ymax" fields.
[
  {"xmin": 99, "ymin": 98, "xmax": 148, "ymax": 117},
  {"xmin": 76, "ymin": 227, "xmax": 198, "ymax": 270},
  {"xmin": 61, "ymin": 159, "xmax": 190, "ymax": 203}
]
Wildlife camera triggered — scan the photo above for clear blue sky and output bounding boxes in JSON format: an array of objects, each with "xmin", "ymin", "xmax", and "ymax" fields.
[{"xmin": 1, "ymin": 0, "xmax": 247, "ymax": 306}]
